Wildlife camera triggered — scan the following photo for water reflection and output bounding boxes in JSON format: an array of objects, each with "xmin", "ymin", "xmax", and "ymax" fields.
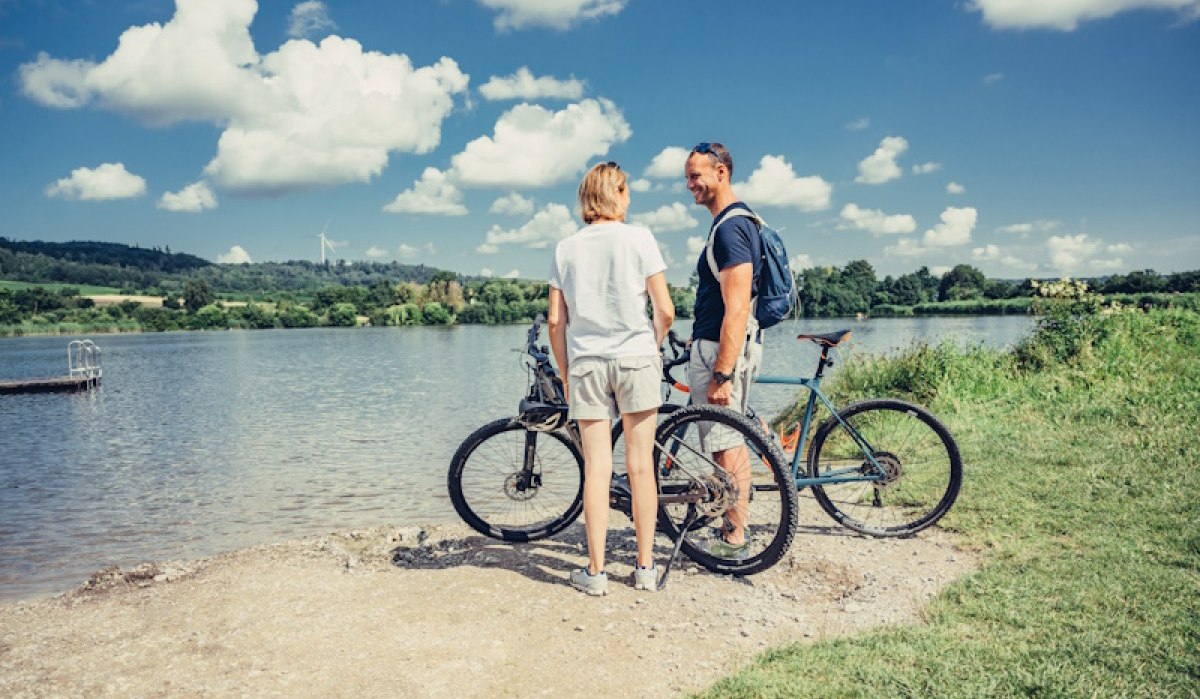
[{"xmin": 0, "ymin": 316, "xmax": 1033, "ymax": 601}]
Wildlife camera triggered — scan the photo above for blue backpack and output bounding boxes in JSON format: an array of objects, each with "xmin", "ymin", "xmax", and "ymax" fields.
[{"xmin": 705, "ymin": 207, "xmax": 798, "ymax": 330}]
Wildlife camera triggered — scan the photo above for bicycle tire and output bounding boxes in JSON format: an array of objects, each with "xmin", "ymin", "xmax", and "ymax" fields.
[
  {"xmin": 448, "ymin": 417, "xmax": 584, "ymax": 542},
  {"xmin": 807, "ymin": 399, "xmax": 962, "ymax": 537},
  {"xmin": 610, "ymin": 404, "xmax": 682, "ymax": 477},
  {"xmin": 654, "ymin": 404, "xmax": 798, "ymax": 576}
]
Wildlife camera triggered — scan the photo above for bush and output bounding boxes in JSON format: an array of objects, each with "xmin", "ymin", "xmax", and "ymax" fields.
[{"xmin": 326, "ymin": 302, "xmax": 358, "ymax": 327}]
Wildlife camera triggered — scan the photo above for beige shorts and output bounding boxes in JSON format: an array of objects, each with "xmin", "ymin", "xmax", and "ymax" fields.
[
  {"xmin": 568, "ymin": 355, "xmax": 663, "ymax": 421},
  {"xmin": 687, "ymin": 338, "xmax": 763, "ymax": 452}
]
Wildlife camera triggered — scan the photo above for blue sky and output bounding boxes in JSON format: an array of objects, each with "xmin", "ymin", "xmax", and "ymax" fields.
[{"xmin": 1, "ymin": 0, "xmax": 1197, "ymax": 285}]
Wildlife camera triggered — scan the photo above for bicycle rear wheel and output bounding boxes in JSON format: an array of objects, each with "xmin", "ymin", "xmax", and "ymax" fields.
[
  {"xmin": 655, "ymin": 404, "xmax": 797, "ymax": 576},
  {"xmin": 808, "ymin": 399, "xmax": 962, "ymax": 537},
  {"xmin": 448, "ymin": 418, "xmax": 584, "ymax": 542}
]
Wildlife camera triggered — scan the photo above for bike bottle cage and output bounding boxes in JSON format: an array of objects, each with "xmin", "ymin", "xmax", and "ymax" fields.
[{"xmin": 796, "ymin": 329, "xmax": 851, "ymax": 347}]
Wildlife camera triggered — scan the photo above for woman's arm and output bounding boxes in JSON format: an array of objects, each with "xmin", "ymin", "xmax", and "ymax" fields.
[
  {"xmin": 645, "ymin": 272, "xmax": 675, "ymax": 348},
  {"xmin": 547, "ymin": 286, "xmax": 570, "ymax": 400}
]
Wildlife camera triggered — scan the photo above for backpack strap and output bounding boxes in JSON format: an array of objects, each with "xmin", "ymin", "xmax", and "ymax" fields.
[
  {"xmin": 705, "ymin": 207, "xmax": 766, "ymax": 340},
  {"xmin": 704, "ymin": 207, "xmax": 763, "ymax": 282}
]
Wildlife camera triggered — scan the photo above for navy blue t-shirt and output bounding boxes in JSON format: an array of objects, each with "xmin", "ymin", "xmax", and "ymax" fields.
[{"xmin": 691, "ymin": 202, "xmax": 762, "ymax": 342}]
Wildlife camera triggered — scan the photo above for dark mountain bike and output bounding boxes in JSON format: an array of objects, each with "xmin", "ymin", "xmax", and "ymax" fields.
[{"xmin": 447, "ymin": 316, "xmax": 799, "ymax": 587}]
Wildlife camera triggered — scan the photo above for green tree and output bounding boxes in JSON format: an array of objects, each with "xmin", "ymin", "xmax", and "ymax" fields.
[
  {"xmin": 938, "ymin": 264, "xmax": 987, "ymax": 301},
  {"xmin": 183, "ymin": 279, "xmax": 215, "ymax": 312},
  {"xmin": 421, "ymin": 301, "xmax": 453, "ymax": 325},
  {"xmin": 326, "ymin": 302, "xmax": 358, "ymax": 327}
]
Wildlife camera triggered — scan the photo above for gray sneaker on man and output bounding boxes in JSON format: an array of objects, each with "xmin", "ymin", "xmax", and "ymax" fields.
[
  {"xmin": 707, "ymin": 538, "xmax": 750, "ymax": 560},
  {"xmin": 570, "ymin": 568, "xmax": 608, "ymax": 596},
  {"xmin": 633, "ymin": 564, "xmax": 657, "ymax": 591}
]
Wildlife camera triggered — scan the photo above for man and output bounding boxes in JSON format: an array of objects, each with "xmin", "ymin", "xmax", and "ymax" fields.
[{"xmin": 684, "ymin": 141, "xmax": 763, "ymax": 559}]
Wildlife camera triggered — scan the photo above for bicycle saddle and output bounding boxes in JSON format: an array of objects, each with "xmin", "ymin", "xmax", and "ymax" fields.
[{"xmin": 796, "ymin": 329, "xmax": 852, "ymax": 347}]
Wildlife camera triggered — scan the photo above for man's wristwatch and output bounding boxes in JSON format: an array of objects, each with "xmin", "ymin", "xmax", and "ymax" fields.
[{"xmin": 712, "ymin": 370, "xmax": 734, "ymax": 386}]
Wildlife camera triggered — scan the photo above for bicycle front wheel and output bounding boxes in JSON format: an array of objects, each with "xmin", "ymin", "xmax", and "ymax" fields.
[
  {"xmin": 655, "ymin": 404, "xmax": 798, "ymax": 576},
  {"xmin": 448, "ymin": 418, "xmax": 584, "ymax": 542},
  {"xmin": 808, "ymin": 399, "xmax": 962, "ymax": 537}
]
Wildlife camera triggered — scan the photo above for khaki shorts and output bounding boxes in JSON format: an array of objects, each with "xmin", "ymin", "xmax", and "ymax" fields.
[
  {"xmin": 687, "ymin": 338, "xmax": 763, "ymax": 452},
  {"xmin": 568, "ymin": 355, "xmax": 663, "ymax": 421}
]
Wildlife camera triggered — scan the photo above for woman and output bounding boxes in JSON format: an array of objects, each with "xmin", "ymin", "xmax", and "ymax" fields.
[{"xmin": 547, "ymin": 161, "xmax": 674, "ymax": 596}]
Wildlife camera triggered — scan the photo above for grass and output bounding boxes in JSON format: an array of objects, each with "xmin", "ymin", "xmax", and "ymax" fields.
[
  {"xmin": 0, "ymin": 280, "xmax": 122, "ymax": 295},
  {"xmin": 700, "ymin": 308, "xmax": 1200, "ymax": 698}
]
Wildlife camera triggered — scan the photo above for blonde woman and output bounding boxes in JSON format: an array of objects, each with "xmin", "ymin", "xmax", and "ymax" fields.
[{"xmin": 547, "ymin": 161, "xmax": 675, "ymax": 595}]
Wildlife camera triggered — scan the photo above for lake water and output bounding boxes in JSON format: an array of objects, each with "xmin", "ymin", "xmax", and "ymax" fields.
[{"xmin": 0, "ymin": 315, "xmax": 1035, "ymax": 601}]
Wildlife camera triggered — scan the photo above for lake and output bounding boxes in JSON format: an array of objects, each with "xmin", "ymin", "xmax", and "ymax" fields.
[{"xmin": 0, "ymin": 315, "xmax": 1035, "ymax": 601}]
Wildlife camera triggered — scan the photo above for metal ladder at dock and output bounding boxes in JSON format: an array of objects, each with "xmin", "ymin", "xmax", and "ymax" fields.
[{"xmin": 68, "ymin": 339, "xmax": 103, "ymax": 389}]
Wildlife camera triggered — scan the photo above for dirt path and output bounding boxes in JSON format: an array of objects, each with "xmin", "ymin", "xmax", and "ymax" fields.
[{"xmin": 0, "ymin": 504, "xmax": 976, "ymax": 698}]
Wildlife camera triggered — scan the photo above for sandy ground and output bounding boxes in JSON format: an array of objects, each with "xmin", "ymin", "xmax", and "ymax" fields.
[{"xmin": 0, "ymin": 502, "xmax": 977, "ymax": 698}]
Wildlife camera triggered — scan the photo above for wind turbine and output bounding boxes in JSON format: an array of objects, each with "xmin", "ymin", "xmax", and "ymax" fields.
[{"xmin": 318, "ymin": 220, "xmax": 337, "ymax": 264}]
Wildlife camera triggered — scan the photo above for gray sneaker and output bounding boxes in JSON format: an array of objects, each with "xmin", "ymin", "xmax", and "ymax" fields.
[
  {"xmin": 570, "ymin": 568, "xmax": 608, "ymax": 596},
  {"xmin": 633, "ymin": 564, "xmax": 657, "ymax": 591},
  {"xmin": 707, "ymin": 539, "xmax": 751, "ymax": 561}
]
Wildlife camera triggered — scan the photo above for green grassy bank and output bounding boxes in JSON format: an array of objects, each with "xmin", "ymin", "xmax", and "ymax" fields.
[{"xmin": 704, "ymin": 307, "xmax": 1200, "ymax": 698}]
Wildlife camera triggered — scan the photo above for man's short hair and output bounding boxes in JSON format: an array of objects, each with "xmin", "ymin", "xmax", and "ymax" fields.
[{"xmin": 691, "ymin": 141, "xmax": 734, "ymax": 178}]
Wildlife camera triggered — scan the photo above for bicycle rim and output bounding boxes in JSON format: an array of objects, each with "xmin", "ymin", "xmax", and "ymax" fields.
[
  {"xmin": 808, "ymin": 399, "xmax": 962, "ymax": 537},
  {"xmin": 448, "ymin": 418, "xmax": 584, "ymax": 542},
  {"xmin": 655, "ymin": 405, "xmax": 797, "ymax": 575}
]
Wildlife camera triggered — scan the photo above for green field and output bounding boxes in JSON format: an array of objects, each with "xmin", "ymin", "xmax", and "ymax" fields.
[
  {"xmin": 702, "ymin": 307, "xmax": 1200, "ymax": 698},
  {"xmin": 0, "ymin": 280, "xmax": 122, "ymax": 295}
]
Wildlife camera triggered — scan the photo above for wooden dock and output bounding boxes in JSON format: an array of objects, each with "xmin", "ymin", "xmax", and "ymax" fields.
[
  {"xmin": 0, "ymin": 375, "xmax": 100, "ymax": 394},
  {"xmin": 1, "ymin": 339, "xmax": 103, "ymax": 395}
]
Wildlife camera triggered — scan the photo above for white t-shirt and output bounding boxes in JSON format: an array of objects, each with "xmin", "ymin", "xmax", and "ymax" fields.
[{"xmin": 548, "ymin": 221, "xmax": 666, "ymax": 362}]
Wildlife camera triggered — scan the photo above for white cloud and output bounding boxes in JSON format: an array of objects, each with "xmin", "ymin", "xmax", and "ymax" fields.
[
  {"xmin": 643, "ymin": 146, "xmax": 689, "ymax": 179},
  {"xmin": 46, "ymin": 162, "xmax": 146, "ymax": 201},
  {"xmin": 450, "ymin": 99, "xmax": 630, "ymax": 188},
  {"xmin": 923, "ymin": 206, "xmax": 978, "ymax": 246},
  {"xmin": 846, "ymin": 117, "xmax": 870, "ymax": 131},
  {"xmin": 629, "ymin": 178, "xmax": 653, "ymax": 193},
  {"xmin": 930, "ymin": 265, "xmax": 952, "ymax": 277},
  {"xmin": 489, "ymin": 192, "xmax": 535, "ymax": 216},
  {"xmin": 982, "ymin": 72, "xmax": 1005, "ymax": 84},
  {"xmin": 501, "ymin": 268, "xmax": 521, "ymax": 279},
  {"xmin": 969, "ymin": 0, "xmax": 1200, "ymax": 31},
  {"xmin": 19, "ymin": 2, "xmax": 469, "ymax": 196},
  {"xmin": 1046, "ymin": 234, "xmax": 1131, "ymax": 273},
  {"xmin": 657, "ymin": 240, "xmax": 677, "ymax": 269},
  {"xmin": 480, "ymin": 268, "xmax": 494, "ymax": 277},
  {"xmin": 839, "ymin": 203, "xmax": 917, "ymax": 236},
  {"xmin": 972, "ymin": 243, "xmax": 1025, "ymax": 268},
  {"xmin": 384, "ymin": 167, "xmax": 467, "ymax": 216},
  {"xmin": 790, "ymin": 253, "xmax": 813, "ymax": 270},
  {"xmin": 478, "ymin": 0, "xmax": 628, "ymax": 31},
  {"xmin": 365, "ymin": 246, "xmax": 389, "ymax": 258},
  {"xmin": 158, "ymin": 181, "xmax": 217, "ymax": 212},
  {"xmin": 686, "ymin": 236, "xmax": 706, "ymax": 255},
  {"xmin": 398, "ymin": 243, "xmax": 437, "ymax": 260},
  {"xmin": 288, "ymin": 1, "xmax": 336, "ymax": 39},
  {"xmin": 736, "ymin": 155, "xmax": 832, "ymax": 211},
  {"xmin": 480, "ymin": 203, "xmax": 576, "ymax": 251},
  {"xmin": 912, "ymin": 162, "xmax": 941, "ymax": 174},
  {"xmin": 883, "ymin": 238, "xmax": 928, "ymax": 257},
  {"xmin": 479, "ymin": 67, "xmax": 584, "ymax": 100},
  {"xmin": 997, "ymin": 219, "xmax": 1060, "ymax": 236},
  {"xmin": 947, "ymin": 181, "xmax": 966, "ymax": 195},
  {"xmin": 217, "ymin": 244, "xmax": 251, "ymax": 264},
  {"xmin": 630, "ymin": 202, "xmax": 698, "ymax": 233},
  {"xmin": 840, "ymin": 204, "xmax": 912, "ymax": 236},
  {"xmin": 856, "ymin": 136, "xmax": 908, "ymax": 185}
]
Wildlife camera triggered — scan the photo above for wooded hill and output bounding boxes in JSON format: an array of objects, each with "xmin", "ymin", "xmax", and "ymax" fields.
[{"xmin": 0, "ymin": 237, "xmax": 455, "ymax": 294}]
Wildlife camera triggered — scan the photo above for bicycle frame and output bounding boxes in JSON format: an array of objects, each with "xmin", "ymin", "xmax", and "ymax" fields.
[{"xmin": 754, "ymin": 373, "xmax": 887, "ymax": 488}]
